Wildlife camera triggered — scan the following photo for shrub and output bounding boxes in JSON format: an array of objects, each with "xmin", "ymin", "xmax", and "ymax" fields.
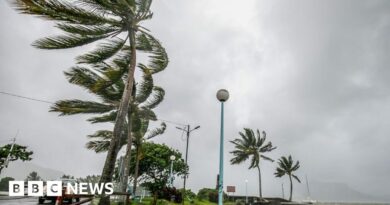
[
  {"xmin": 197, "ymin": 188, "xmax": 227, "ymax": 202},
  {"xmin": 157, "ymin": 187, "xmax": 183, "ymax": 203}
]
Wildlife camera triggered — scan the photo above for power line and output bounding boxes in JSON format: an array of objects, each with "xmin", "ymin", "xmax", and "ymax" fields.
[
  {"xmin": 0, "ymin": 90, "xmax": 187, "ymax": 126},
  {"xmin": 0, "ymin": 91, "xmax": 53, "ymax": 104},
  {"xmin": 157, "ymin": 118, "xmax": 186, "ymax": 127}
]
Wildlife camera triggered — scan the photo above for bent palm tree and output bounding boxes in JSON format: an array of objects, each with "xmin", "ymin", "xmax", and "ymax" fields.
[
  {"xmin": 274, "ymin": 155, "xmax": 301, "ymax": 201},
  {"xmin": 13, "ymin": 2, "xmax": 168, "ymax": 203},
  {"xmin": 51, "ymin": 62, "xmax": 164, "ymax": 198},
  {"xmin": 230, "ymin": 128, "xmax": 276, "ymax": 200}
]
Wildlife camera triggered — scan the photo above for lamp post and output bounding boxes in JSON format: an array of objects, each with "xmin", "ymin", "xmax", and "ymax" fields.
[
  {"xmin": 216, "ymin": 89, "xmax": 229, "ymax": 205},
  {"xmin": 169, "ymin": 155, "xmax": 176, "ymax": 187},
  {"xmin": 245, "ymin": 179, "xmax": 248, "ymax": 204}
]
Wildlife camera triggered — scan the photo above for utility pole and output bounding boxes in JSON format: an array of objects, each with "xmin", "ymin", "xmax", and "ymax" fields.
[
  {"xmin": 4, "ymin": 137, "xmax": 16, "ymax": 167},
  {"xmin": 176, "ymin": 124, "xmax": 200, "ymax": 205}
]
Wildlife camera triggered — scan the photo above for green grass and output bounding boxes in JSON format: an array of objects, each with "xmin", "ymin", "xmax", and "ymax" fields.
[
  {"xmin": 91, "ymin": 197, "xmax": 236, "ymax": 205},
  {"xmin": 131, "ymin": 197, "xmax": 235, "ymax": 205}
]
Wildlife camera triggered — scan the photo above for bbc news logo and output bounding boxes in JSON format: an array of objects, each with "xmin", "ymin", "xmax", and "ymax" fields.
[{"xmin": 9, "ymin": 181, "xmax": 114, "ymax": 196}]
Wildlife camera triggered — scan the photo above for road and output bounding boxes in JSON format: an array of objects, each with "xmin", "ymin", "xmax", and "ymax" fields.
[
  {"xmin": 0, "ymin": 196, "xmax": 40, "ymax": 205},
  {"xmin": 0, "ymin": 196, "xmax": 81, "ymax": 205}
]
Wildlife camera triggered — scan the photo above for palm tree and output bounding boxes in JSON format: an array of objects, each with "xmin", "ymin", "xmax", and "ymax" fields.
[
  {"xmin": 12, "ymin": 2, "xmax": 168, "ymax": 203},
  {"xmin": 50, "ymin": 54, "xmax": 164, "ymax": 203},
  {"xmin": 230, "ymin": 128, "xmax": 276, "ymax": 200},
  {"xmin": 274, "ymin": 155, "xmax": 301, "ymax": 201}
]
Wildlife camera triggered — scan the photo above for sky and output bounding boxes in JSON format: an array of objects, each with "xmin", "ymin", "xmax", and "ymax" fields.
[{"xmin": 1, "ymin": 0, "xmax": 390, "ymax": 199}]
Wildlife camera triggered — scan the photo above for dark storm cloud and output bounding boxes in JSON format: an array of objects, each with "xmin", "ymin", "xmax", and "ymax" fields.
[{"xmin": 1, "ymin": 0, "xmax": 390, "ymax": 199}]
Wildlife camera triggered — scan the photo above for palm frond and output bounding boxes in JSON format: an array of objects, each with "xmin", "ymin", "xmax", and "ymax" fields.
[
  {"xmin": 56, "ymin": 23, "xmax": 119, "ymax": 36},
  {"xmin": 135, "ymin": 67, "xmax": 153, "ymax": 103},
  {"xmin": 50, "ymin": 100, "xmax": 114, "ymax": 115},
  {"xmin": 137, "ymin": 108, "xmax": 157, "ymax": 121},
  {"xmin": 260, "ymin": 155, "xmax": 274, "ymax": 162},
  {"xmin": 87, "ymin": 111, "xmax": 117, "ymax": 123},
  {"xmin": 137, "ymin": 32, "xmax": 168, "ymax": 74},
  {"xmin": 292, "ymin": 174, "xmax": 301, "ymax": 183},
  {"xmin": 142, "ymin": 86, "xmax": 164, "ymax": 109},
  {"xmin": 13, "ymin": 0, "xmax": 120, "ymax": 25},
  {"xmin": 76, "ymin": 37, "xmax": 127, "ymax": 64},
  {"xmin": 146, "ymin": 122, "xmax": 166, "ymax": 139},
  {"xmin": 33, "ymin": 34, "xmax": 108, "ymax": 49}
]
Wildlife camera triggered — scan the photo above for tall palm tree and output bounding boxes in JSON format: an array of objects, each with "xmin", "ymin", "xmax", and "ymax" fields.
[
  {"xmin": 50, "ymin": 55, "xmax": 164, "ymax": 203},
  {"xmin": 274, "ymin": 155, "xmax": 301, "ymax": 201},
  {"xmin": 12, "ymin": 2, "xmax": 168, "ymax": 203},
  {"xmin": 230, "ymin": 128, "xmax": 277, "ymax": 201}
]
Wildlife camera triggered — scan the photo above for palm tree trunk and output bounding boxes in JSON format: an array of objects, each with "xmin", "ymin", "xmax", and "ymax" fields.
[
  {"xmin": 257, "ymin": 165, "xmax": 262, "ymax": 201},
  {"xmin": 289, "ymin": 175, "xmax": 293, "ymax": 201},
  {"xmin": 99, "ymin": 28, "xmax": 137, "ymax": 205},
  {"xmin": 132, "ymin": 145, "xmax": 141, "ymax": 196},
  {"xmin": 121, "ymin": 111, "xmax": 133, "ymax": 205}
]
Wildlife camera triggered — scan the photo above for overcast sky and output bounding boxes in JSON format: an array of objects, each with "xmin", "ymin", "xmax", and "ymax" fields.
[{"xmin": 1, "ymin": 0, "xmax": 390, "ymax": 199}]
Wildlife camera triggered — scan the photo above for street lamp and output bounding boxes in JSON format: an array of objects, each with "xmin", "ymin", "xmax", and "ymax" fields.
[
  {"xmin": 245, "ymin": 179, "xmax": 248, "ymax": 204},
  {"xmin": 169, "ymin": 155, "xmax": 176, "ymax": 187},
  {"xmin": 216, "ymin": 89, "xmax": 229, "ymax": 205}
]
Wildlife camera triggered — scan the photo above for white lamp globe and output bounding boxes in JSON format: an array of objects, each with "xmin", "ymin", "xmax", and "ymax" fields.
[
  {"xmin": 216, "ymin": 89, "xmax": 229, "ymax": 102},
  {"xmin": 170, "ymin": 155, "xmax": 176, "ymax": 161}
]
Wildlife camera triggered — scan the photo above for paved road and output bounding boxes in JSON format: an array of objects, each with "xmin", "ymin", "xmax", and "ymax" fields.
[
  {"xmin": 0, "ymin": 196, "xmax": 90, "ymax": 205},
  {"xmin": 0, "ymin": 196, "xmax": 40, "ymax": 205}
]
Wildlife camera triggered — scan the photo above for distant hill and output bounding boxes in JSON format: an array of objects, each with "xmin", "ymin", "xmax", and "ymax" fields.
[
  {"xmin": 294, "ymin": 181, "xmax": 390, "ymax": 203},
  {"xmin": 0, "ymin": 161, "xmax": 64, "ymax": 181}
]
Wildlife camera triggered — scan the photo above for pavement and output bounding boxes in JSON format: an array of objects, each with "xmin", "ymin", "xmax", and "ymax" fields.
[
  {"xmin": 0, "ymin": 196, "xmax": 40, "ymax": 204},
  {"xmin": 0, "ymin": 196, "xmax": 86, "ymax": 204}
]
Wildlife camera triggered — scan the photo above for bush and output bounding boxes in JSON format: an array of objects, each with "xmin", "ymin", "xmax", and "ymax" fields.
[
  {"xmin": 177, "ymin": 188, "xmax": 196, "ymax": 199},
  {"xmin": 157, "ymin": 187, "xmax": 183, "ymax": 203},
  {"xmin": 0, "ymin": 177, "xmax": 15, "ymax": 191},
  {"xmin": 197, "ymin": 188, "xmax": 227, "ymax": 202}
]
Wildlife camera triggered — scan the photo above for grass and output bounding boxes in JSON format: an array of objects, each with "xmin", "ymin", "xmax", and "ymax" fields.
[{"xmin": 91, "ymin": 196, "xmax": 237, "ymax": 205}]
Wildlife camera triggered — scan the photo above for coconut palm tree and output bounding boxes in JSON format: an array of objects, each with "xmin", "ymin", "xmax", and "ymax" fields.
[
  {"xmin": 12, "ymin": 2, "xmax": 168, "ymax": 203},
  {"xmin": 230, "ymin": 128, "xmax": 276, "ymax": 200},
  {"xmin": 50, "ymin": 57, "xmax": 164, "ymax": 203},
  {"xmin": 274, "ymin": 155, "xmax": 301, "ymax": 201}
]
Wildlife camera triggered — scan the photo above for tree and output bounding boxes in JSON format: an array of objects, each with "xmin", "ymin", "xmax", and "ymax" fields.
[
  {"xmin": 12, "ymin": 2, "xmax": 168, "ymax": 204},
  {"xmin": 230, "ymin": 128, "xmax": 276, "ymax": 200},
  {"xmin": 131, "ymin": 121, "xmax": 166, "ymax": 195},
  {"xmin": 61, "ymin": 174, "xmax": 75, "ymax": 179},
  {"xmin": 26, "ymin": 171, "xmax": 42, "ymax": 181},
  {"xmin": 274, "ymin": 155, "xmax": 301, "ymax": 201},
  {"xmin": 0, "ymin": 177, "xmax": 15, "ymax": 191},
  {"xmin": 133, "ymin": 142, "xmax": 187, "ymax": 205},
  {"xmin": 0, "ymin": 143, "xmax": 33, "ymax": 174},
  {"xmin": 50, "ymin": 57, "xmax": 164, "ymax": 201}
]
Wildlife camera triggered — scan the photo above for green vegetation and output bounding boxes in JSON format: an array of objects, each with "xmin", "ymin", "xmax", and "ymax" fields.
[
  {"xmin": 196, "ymin": 188, "xmax": 227, "ymax": 203},
  {"xmin": 25, "ymin": 171, "xmax": 42, "ymax": 181},
  {"xmin": 13, "ymin": 1, "xmax": 168, "ymax": 204},
  {"xmin": 230, "ymin": 128, "xmax": 276, "ymax": 200},
  {"xmin": 0, "ymin": 143, "xmax": 33, "ymax": 174},
  {"xmin": 274, "ymin": 155, "xmax": 301, "ymax": 201},
  {"xmin": 132, "ymin": 142, "xmax": 187, "ymax": 205},
  {"xmin": 0, "ymin": 177, "xmax": 15, "ymax": 191}
]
